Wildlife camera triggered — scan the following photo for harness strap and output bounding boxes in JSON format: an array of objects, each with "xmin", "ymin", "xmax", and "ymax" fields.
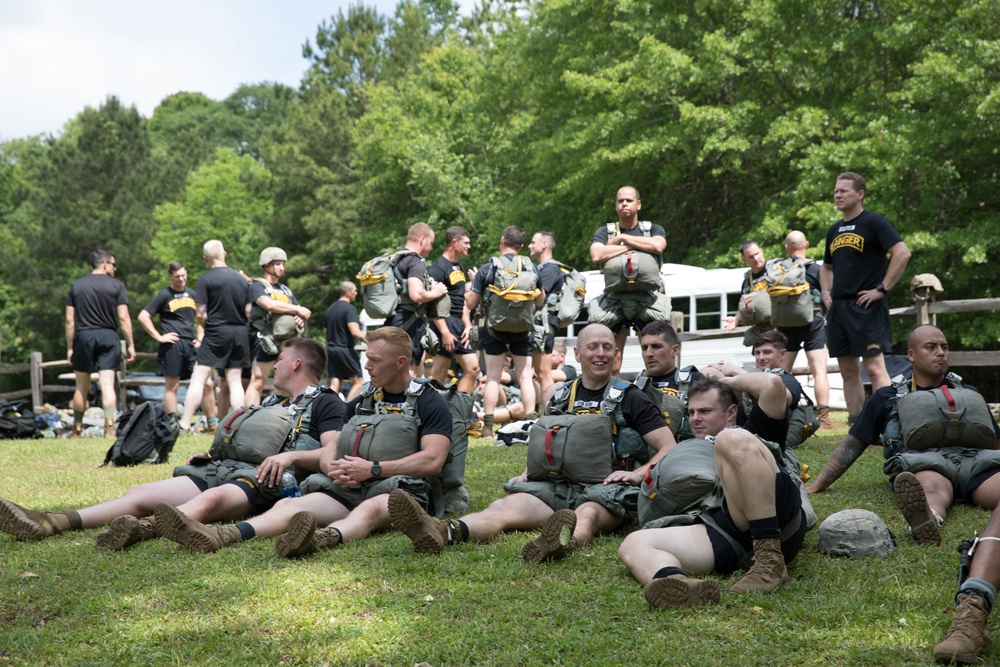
[
  {"xmin": 222, "ymin": 408, "xmax": 247, "ymax": 433},
  {"xmin": 544, "ymin": 427, "xmax": 559, "ymax": 466},
  {"xmin": 941, "ymin": 385, "xmax": 957, "ymax": 412},
  {"xmin": 351, "ymin": 424, "xmax": 368, "ymax": 457}
]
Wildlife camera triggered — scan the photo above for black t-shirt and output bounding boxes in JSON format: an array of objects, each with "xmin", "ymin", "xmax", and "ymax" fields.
[
  {"xmin": 851, "ymin": 378, "xmax": 1000, "ymax": 449},
  {"xmin": 737, "ymin": 370, "xmax": 803, "ymax": 426},
  {"xmin": 427, "ymin": 255, "xmax": 468, "ymax": 318},
  {"xmin": 559, "ymin": 365, "xmax": 578, "ymax": 381},
  {"xmin": 738, "ymin": 402, "xmax": 790, "ymax": 461},
  {"xmin": 296, "ymin": 390, "xmax": 349, "ymax": 442},
  {"xmin": 803, "ymin": 260, "xmax": 821, "ymax": 291},
  {"xmin": 324, "ymin": 300, "xmax": 360, "ymax": 348},
  {"xmin": 67, "ymin": 274, "xmax": 128, "ymax": 331},
  {"xmin": 396, "ymin": 253, "xmax": 428, "ymax": 314},
  {"xmin": 249, "ymin": 279, "xmax": 298, "ymax": 323},
  {"xmin": 648, "ymin": 367, "xmax": 707, "ymax": 396},
  {"xmin": 823, "ymin": 210, "xmax": 903, "ymax": 299},
  {"xmin": 591, "ymin": 221, "xmax": 667, "ymax": 266},
  {"xmin": 536, "ymin": 261, "xmax": 564, "ymax": 300},
  {"xmin": 143, "ymin": 286, "xmax": 199, "ymax": 340},
  {"xmin": 741, "ymin": 268, "xmax": 768, "ymax": 295},
  {"xmin": 565, "ymin": 380, "xmax": 666, "ymax": 438},
  {"xmin": 194, "ymin": 267, "xmax": 250, "ymax": 329},
  {"xmin": 536, "ymin": 260, "xmax": 565, "ymax": 328},
  {"xmin": 346, "ymin": 386, "xmax": 452, "ymax": 441}
]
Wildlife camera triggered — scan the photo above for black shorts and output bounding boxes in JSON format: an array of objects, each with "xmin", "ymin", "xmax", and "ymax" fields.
[
  {"xmin": 966, "ymin": 466, "xmax": 1000, "ymax": 497},
  {"xmin": 197, "ymin": 325, "xmax": 252, "ymax": 370},
  {"xmin": 156, "ymin": 338, "xmax": 196, "ymax": 380},
  {"xmin": 327, "ymin": 345, "xmax": 362, "ymax": 380},
  {"xmin": 479, "ymin": 326, "xmax": 532, "ymax": 357},
  {"xmin": 390, "ymin": 310, "xmax": 425, "ymax": 365},
  {"xmin": 826, "ymin": 298, "xmax": 892, "ymax": 358},
  {"xmin": 72, "ymin": 329, "xmax": 121, "ymax": 373},
  {"xmin": 778, "ymin": 315, "xmax": 827, "ymax": 353},
  {"xmin": 225, "ymin": 478, "xmax": 277, "ymax": 516},
  {"xmin": 703, "ymin": 471, "xmax": 807, "ymax": 575},
  {"xmin": 252, "ymin": 334, "xmax": 278, "ymax": 364},
  {"xmin": 431, "ymin": 316, "xmax": 475, "ymax": 358},
  {"xmin": 533, "ymin": 329, "xmax": 555, "ymax": 355}
]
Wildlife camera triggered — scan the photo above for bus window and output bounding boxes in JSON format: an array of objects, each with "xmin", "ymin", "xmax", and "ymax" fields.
[
  {"xmin": 726, "ymin": 292, "xmax": 741, "ymax": 317},
  {"xmin": 694, "ymin": 294, "xmax": 726, "ymax": 331}
]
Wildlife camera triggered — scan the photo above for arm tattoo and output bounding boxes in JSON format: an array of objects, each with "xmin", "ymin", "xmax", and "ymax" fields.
[{"xmin": 811, "ymin": 434, "xmax": 869, "ymax": 492}]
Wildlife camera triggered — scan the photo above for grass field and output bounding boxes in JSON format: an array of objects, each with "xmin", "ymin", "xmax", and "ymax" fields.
[{"xmin": 0, "ymin": 420, "xmax": 990, "ymax": 666}]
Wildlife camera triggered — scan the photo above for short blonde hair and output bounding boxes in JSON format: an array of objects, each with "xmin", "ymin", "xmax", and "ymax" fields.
[{"xmin": 366, "ymin": 326, "xmax": 412, "ymax": 358}]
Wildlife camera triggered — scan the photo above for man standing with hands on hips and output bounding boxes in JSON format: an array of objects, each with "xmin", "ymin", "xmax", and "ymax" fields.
[{"xmin": 821, "ymin": 172, "xmax": 910, "ymax": 422}]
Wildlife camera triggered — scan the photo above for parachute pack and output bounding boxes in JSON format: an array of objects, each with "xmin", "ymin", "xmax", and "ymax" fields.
[
  {"xmin": 882, "ymin": 373, "xmax": 997, "ymax": 453},
  {"xmin": 601, "ymin": 221, "xmax": 662, "ymax": 293},
  {"xmin": 764, "ymin": 257, "xmax": 816, "ymax": 327},
  {"xmin": 550, "ymin": 261, "xmax": 587, "ymax": 328},
  {"xmin": 485, "ymin": 255, "xmax": 541, "ymax": 333},
  {"xmin": 356, "ymin": 249, "xmax": 418, "ymax": 320}
]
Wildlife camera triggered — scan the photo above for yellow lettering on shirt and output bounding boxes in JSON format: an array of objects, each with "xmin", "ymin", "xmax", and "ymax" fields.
[
  {"xmin": 270, "ymin": 292, "xmax": 291, "ymax": 304},
  {"xmin": 168, "ymin": 296, "xmax": 196, "ymax": 313},
  {"xmin": 831, "ymin": 233, "xmax": 864, "ymax": 253},
  {"xmin": 449, "ymin": 269, "xmax": 466, "ymax": 286}
]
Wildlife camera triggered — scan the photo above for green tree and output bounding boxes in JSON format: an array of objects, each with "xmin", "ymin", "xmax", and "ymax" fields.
[
  {"xmin": 3, "ymin": 97, "xmax": 161, "ymax": 360},
  {"xmin": 151, "ymin": 150, "xmax": 273, "ymax": 277}
]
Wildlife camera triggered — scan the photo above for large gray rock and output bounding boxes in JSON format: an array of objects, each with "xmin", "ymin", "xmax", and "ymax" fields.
[{"xmin": 817, "ymin": 509, "xmax": 896, "ymax": 558}]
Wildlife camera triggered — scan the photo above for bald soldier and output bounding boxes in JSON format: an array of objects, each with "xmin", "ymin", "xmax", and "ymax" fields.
[
  {"xmin": 775, "ymin": 231, "xmax": 832, "ymax": 429},
  {"xmin": 807, "ymin": 325, "xmax": 1000, "ymax": 546},
  {"xmin": 389, "ymin": 323, "xmax": 677, "ymax": 563}
]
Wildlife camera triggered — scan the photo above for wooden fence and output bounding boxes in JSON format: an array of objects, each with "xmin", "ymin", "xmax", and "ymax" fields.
[{"xmin": 3, "ymin": 274, "xmax": 998, "ymax": 406}]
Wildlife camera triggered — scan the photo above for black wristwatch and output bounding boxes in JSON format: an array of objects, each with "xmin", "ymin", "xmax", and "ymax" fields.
[
  {"xmin": 370, "ymin": 461, "xmax": 382, "ymax": 478},
  {"xmin": 876, "ymin": 283, "xmax": 888, "ymax": 294}
]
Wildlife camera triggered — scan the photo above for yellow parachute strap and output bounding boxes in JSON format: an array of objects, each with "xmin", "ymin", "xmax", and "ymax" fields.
[
  {"xmin": 486, "ymin": 256, "xmax": 541, "ymax": 301},
  {"xmin": 766, "ymin": 263, "xmax": 809, "ymax": 298},
  {"xmin": 357, "ymin": 268, "xmax": 388, "ymax": 287},
  {"xmin": 567, "ymin": 378, "xmax": 581, "ymax": 413}
]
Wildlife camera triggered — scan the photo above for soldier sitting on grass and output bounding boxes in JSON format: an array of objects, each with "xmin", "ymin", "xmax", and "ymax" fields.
[
  {"xmin": 806, "ymin": 325, "xmax": 1000, "ymax": 546},
  {"xmin": 388, "ymin": 323, "xmax": 676, "ymax": 563},
  {"xmin": 617, "ymin": 373, "xmax": 806, "ymax": 608}
]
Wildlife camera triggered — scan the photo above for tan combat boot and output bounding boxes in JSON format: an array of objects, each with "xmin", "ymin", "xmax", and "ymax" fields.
[
  {"xmin": 816, "ymin": 404, "xmax": 834, "ymax": 430},
  {"xmin": 275, "ymin": 511, "xmax": 344, "ymax": 558},
  {"xmin": 730, "ymin": 538, "xmax": 789, "ymax": 594},
  {"xmin": 154, "ymin": 504, "xmax": 241, "ymax": 554},
  {"xmin": 388, "ymin": 489, "xmax": 461, "ymax": 554},
  {"xmin": 933, "ymin": 593, "xmax": 992, "ymax": 664},
  {"xmin": 96, "ymin": 516, "xmax": 159, "ymax": 551},
  {"xmin": 0, "ymin": 499, "xmax": 79, "ymax": 541}
]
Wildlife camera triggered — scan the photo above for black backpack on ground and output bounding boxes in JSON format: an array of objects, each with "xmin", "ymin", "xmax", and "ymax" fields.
[
  {"xmin": 102, "ymin": 402, "xmax": 180, "ymax": 467},
  {"xmin": 0, "ymin": 399, "xmax": 40, "ymax": 440}
]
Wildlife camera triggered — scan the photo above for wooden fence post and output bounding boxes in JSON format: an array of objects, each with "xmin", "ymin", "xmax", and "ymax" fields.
[{"xmin": 30, "ymin": 351, "xmax": 43, "ymax": 408}]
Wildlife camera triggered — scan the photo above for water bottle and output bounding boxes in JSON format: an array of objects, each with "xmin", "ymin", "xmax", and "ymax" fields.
[{"xmin": 280, "ymin": 471, "xmax": 301, "ymax": 499}]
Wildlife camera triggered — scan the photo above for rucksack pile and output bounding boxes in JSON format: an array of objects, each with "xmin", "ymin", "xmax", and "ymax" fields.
[
  {"xmin": 0, "ymin": 399, "xmax": 40, "ymax": 440},
  {"xmin": 102, "ymin": 402, "xmax": 179, "ymax": 467}
]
